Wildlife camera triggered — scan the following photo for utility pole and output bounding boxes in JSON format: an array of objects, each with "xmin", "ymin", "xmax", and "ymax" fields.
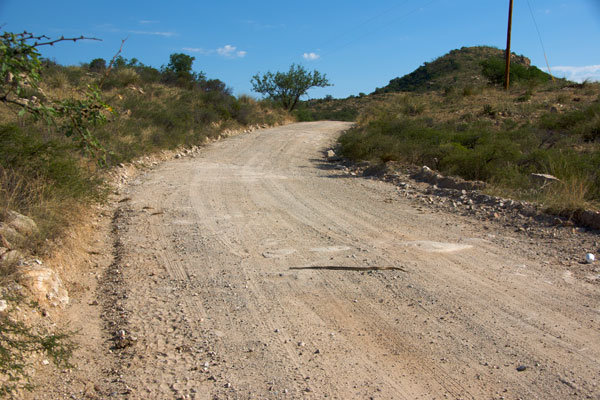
[{"xmin": 504, "ymin": 0, "xmax": 514, "ymax": 90}]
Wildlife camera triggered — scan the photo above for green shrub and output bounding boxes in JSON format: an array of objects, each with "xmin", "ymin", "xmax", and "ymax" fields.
[
  {"xmin": 338, "ymin": 104, "xmax": 600, "ymax": 211},
  {"xmin": 481, "ymin": 57, "xmax": 551, "ymax": 86},
  {"xmin": 540, "ymin": 103, "xmax": 600, "ymax": 142},
  {"xmin": 102, "ymin": 68, "xmax": 140, "ymax": 89}
]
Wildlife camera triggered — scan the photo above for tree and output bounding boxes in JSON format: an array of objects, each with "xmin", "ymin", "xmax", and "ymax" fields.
[
  {"xmin": 89, "ymin": 58, "xmax": 106, "ymax": 73},
  {"xmin": 167, "ymin": 53, "xmax": 195, "ymax": 76},
  {"xmin": 250, "ymin": 64, "xmax": 331, "ymax": 111},
  {"xmin": 161, "ymin": 53, "xmax": 204, "ymax": 86}
]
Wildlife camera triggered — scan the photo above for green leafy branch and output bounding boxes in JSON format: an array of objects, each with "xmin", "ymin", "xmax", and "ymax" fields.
[{"xmin": 1, "ymin": 31, "xmax": 113, "ymax": 165}]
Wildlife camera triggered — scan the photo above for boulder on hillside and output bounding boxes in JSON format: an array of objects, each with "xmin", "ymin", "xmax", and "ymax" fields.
[{"xmin": 0, "ymin": 210, "xmax": 40, "ymax": 246}]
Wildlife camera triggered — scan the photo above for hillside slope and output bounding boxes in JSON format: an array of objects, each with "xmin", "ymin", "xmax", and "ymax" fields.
[{"xmin": 373, "ymin": 46, "xmax": 549, "ymax": 94}]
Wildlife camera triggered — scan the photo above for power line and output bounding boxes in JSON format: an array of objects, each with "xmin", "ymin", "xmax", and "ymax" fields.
[
  {"xmin": 319, "ymin": 0, "xmax": 439, "ymax": 58},
  {"xmin": 318, "ymin": 0, "xmax": 413, "ymax": 50},
  {"xmin": 526, "ymin": 0, "xmax": 554, "ymax": 79}
]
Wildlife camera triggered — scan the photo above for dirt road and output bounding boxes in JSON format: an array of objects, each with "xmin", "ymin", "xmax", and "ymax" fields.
[{"xmin": 42, "ymin": 122, "xmax": 600, "ymax": 399}]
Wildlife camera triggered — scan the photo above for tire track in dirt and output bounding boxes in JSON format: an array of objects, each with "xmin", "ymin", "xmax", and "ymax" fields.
[{"xmin": 109, "ymin": 122, "xmax": 599, "ymax": 399}]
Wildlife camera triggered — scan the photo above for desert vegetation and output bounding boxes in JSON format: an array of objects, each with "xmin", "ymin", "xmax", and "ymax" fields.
[
  {"xmin": 1, "ymin": 34, "xmax": 287, "ymax": 255},
  {"xmin": 335, "ymin": 47, "xmax": 600, "ymax": 213}
]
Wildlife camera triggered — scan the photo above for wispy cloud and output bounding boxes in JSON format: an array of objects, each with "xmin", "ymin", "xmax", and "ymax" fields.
[
  {"xmin": 183, "ymin": 45, "xmax": 247, "ymax": 58},
  {"xmin": 128, "ymin": 30, "xmax": 176, "ymax": 37},
  {"xmin": 303, "ymin": 52, "xmax": 320, "ymax": 61},
  {"xmin": 139, "ymin": 20, "xmax": 158, "ymax": 25},
  {"xmin": 217, "ymin": 45, "xmax": 247, "ymax": 58},
  {"xmin": 550, "ymin": 65, "xmax": 600, "ymax": 82},
  {"xmin": 182, "ymin": 47, "xmax": 212, "ymax": 55}
]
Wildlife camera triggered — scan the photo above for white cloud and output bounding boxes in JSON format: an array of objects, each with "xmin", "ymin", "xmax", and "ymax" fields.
[
  {"xmin": 128, "ymin": 30, "xmax": 176, "ymax": 37},
  {"xmin": 217, "ymin": 45, "xmax": 247, "ymax": 58},
  {"xmin": 303, "ymin": 52, "xmax": 320, "ymax": 61},
  {"xmin": 550, "ymin": 65, "xmax": 600, "ymax": 83},
  {"xmin": 182, "ymin": 47, "xmax": 212, "ymax": 55}
]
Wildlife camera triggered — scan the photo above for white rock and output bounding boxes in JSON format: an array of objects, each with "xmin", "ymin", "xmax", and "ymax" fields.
[
  {"xmin": 530, "ymin": 173, "xmax": 560, "ymax": 187},
  {"xmin": 16, "ymin": 266, "xmax": 69, "ymax": 307},
  {"xmin": 586, "ymin": 253, "xmax": 596, "ymax": 264},
  {"xmin": 0, "ymin": 300, "xmax": 7, "ymax": 313}
]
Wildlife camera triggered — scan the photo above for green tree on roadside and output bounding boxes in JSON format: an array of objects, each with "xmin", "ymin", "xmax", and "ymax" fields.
[{"xmin": 251, "ymin": 64, "xmax": 331, "ymax": 111}]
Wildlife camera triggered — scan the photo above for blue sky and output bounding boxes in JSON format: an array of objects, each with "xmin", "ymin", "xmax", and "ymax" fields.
[{"xmin": 2, "ymin": 0, "xmax": 599, "ymax": 99}]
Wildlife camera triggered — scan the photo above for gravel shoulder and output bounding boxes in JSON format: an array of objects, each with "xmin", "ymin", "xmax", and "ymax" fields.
[{"xmin": 30, "ymin": 121, "xmax": 600, "ymax": 399}]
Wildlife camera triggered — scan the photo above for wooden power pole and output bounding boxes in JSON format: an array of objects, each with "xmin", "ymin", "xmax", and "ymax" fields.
[{"xmin": 504, "ymin": 0, "xmax": 514, "ymax": 90}]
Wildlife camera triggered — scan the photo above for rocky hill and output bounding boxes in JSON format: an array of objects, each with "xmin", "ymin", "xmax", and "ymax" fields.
[{"xmin": 372, "ymin": 46, "xmax": 550, "ymax": 94}]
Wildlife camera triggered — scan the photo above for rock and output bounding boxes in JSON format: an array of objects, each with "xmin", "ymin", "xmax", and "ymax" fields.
[
  {"xmin": 0, "ymin": 223, "xmax": 23, "ymax": 245},
  {"xmin": 15, "ymin": 266, "xmax": 69, "ymax": 307},
  {"xmin": 0, "ymin": 249, "xmax": 25, "ymax": 273},
  {"xmin": 0, "ymin": 299, "xmax": 7, "ymax": 313},
  {"xmin": 516, "ymin": 365, "xmax": 527, "ymax": 372},
  {"xmin": 326, "ymin": 149, "xmax": 336, "ymax": 158},
  {"xmin": 0, "ymin": 210, "xmax": 39, "ymax": 242},
  {"xmin": 572, "ymin": 210, "xmax": 600, "ymax": 231},
  {"xmin": 530, "ymin": 173, "xmax": 560, "ymax": 188},
  {"xmin": 412, "ymin": 166, "xmax": 485, "ymax": 191}
]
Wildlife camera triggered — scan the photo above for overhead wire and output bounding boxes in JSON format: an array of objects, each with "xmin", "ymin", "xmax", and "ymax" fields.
[
  {"xmin": 526, "ymin": 0, "xmax": 554, "ymax": 80},
  {"xmin": 317, "ymin": 0, "xmax": 413, "ymax": 50},
  {"xmin": 318, "ymin": 0, "xmax": 440, "ymax": 58}
]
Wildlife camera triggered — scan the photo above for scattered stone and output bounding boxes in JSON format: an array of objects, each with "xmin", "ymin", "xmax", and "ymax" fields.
[
  {"xmin": 516, "ymin": 365, "xmax": 527, "ymax": 372},
  {"xmin": 412, "ymin": 166, "xmax": 485, "ymax": 191},
  {"xmin": 0, "ymin": 299, "xmax": 7, "ymax": 313},
  {"xmin": 113, "ymin": 329, "xmax": 136, "ymax": 349}
]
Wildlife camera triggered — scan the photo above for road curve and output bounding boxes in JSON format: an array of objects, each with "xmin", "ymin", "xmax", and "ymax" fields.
[{"xmin": 110, "ymin": 122, "xmax": 599, "ymax": 399}]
